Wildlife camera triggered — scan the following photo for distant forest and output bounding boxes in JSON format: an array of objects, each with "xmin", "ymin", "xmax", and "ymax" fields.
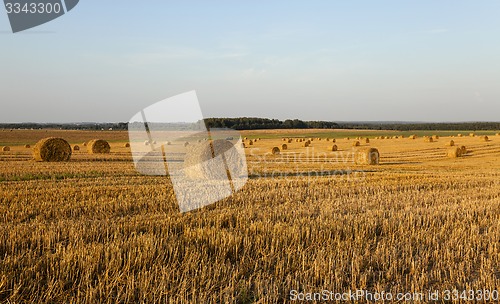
[{"xmin": 0, "ymin": 118, "xmax": 499, "ymax": 131}]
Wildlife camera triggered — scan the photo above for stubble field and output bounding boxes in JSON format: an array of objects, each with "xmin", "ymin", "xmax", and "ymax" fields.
[{"xmin": 1, "ymin": 129, "xmax": 499, "ymax": 303}]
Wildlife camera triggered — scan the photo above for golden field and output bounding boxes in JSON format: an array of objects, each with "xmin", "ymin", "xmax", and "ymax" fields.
[{"xmin": 0, "ymin": 129, "xmax": 499, "ymax": 303}]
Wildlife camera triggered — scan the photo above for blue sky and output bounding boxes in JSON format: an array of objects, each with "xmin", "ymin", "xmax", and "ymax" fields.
[{"xmin": 1, "ymin": 1, "xmax": 500, "ymax": 122}]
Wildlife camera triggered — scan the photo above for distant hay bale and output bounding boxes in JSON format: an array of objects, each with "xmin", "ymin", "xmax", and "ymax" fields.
[
  {"xmin": 447, "ymin": 147, "xmax": 463, "ymax": 158},
  {"xmin": 304, "ymin": 141, "xmax": 310, "ymax": 147},
  {"xmin": 409, "ymin": 135, "xmax": 416, "ymax": 139},
  {"xmin": 331, "ymin": 139, "xmax": 336, "ymax": 143},
  {"xmin": 400, "ymin": 135, "xmax": 405, "ymax": 139},
  {"xmin": 82, "ymin": 142, "xmax": 87, "ymax": 147},
  {"xmin": 248, "ymin": 140, "xmax": 253, "ymax": 146},
  {"xmin": 281, "ymin": 144, "xmax": 288, "ymax": 150},
  {"xmin": 287, "ymin": 139, "xmax": 292, "ymax": 143},
  {"xmin": 73, "ymin": 145, "xmax": 80, "ymax": 151},
  {"xmin": 87, "ymin": 139, "xmax": 111, "ymax": 154},
  {"xmin": 344, "ymin": 137, "xmax": 350, "ymax": 140},
  {"xmin": 481, "ymin": 135, "xmax": 489, "ymax": 142},
  {"xmin": 354, "ymin": 147, "xmax": 380, "ymax": 165},
  {"xmin": 144, "ymin": 140, "xmax": 150, "ymax": 146},
  {"xmin": 365, "ymin": 138, "xmax": 370, "ymax": 144},
  {"xmin": 184, "ymin": 142, "xmax": 190, "ymax": 147},
  {"xmin": 165, "ymin": 141, "xmax": 171, "ymax": 146},
  {"xmin": 271, "ymin": 147, "xmax": 280, "ymax": 155},
  {"xmin": 352, "ymin": 141, "xmax": 360, "ymax": 147},
  {"xmin": 183, "ymin": 139, "xmax": 244, "ymax": 180},
  {"xmin": 460, "ymin": 146, "xmax": 467, "ymax": 154},
  {"xmin": 446, "ymin": 140, "xmax": 455, "ymax": 147},
  {"xmin": 331, "ymin": 144, "xmax": 338, "ymax": 151},
  {"xmin": 326, "ymin": 138, "xmax": 330, "ymax": 141},
  {"xmin": 496, "ymin": 133, "xmax": 499, "ymax": 136},
  {"xmin": 124, "ymin": 143, "xmax": 130, "ymax": 148},
  {"xmin": 432, "ymin": 135, "xmax": 439, "ymax": 139},
  {"xmin": 244, "ymin": 137, "xmax": 248, "ymax": 140},
  {"xmin": 24, "ymin": 144, "xmax": 31, "ymax": 148},
  {"xmin": 241, "ymin": 142, "xmax": 246, "ymax": 148},
  {"xmin": 424, "ymin": 137, "xmax": 434, "ymax": 143},
  {"xmin": 33, "ymin": 137, "xmax": 72, "ymax": 162},
  {"xmin": 392, "ymin": 136, "xmax": 398, "ymax": 139},
  {"xmin": 1, "ymin": 146, "xmax": 10, "ymax": 152},
  {"xmin": 469, "ymin": 133, "xmax": 475, "ymax": 137},
  {"xmin": 457, "ymin": 134, "xmax": 463, "ymax": 137},
  {"xmin": 295, "ymin": 139, "xmax": 300, "ymax": 142},
  {"xmin": 282, "ymin": 138, "xmax": 287, "ymax": 142}
]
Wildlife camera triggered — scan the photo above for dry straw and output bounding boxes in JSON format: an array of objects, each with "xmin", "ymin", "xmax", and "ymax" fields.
[
  {"xmin": 184, "ymin": 139, "xmax": 243, "ymax": 180},
  {"xmin": 271, "ymin": 147, "xmax": 280, "ymax": 155},
  {"xmin": 87, "ymin": 139, "xmax": 111, "ymax": 154},
  {"xmin": 2, "ymin": 146, "xmax": 10, "ymax": 152},
  {"xmin": 33, "ymin": 137, "xmax": 72, "ymax": 162},
  {"xmin": 354, "ymin": 147, "xmax": 380, "ymax": 165},
  {"xmin": 447, "ymin": 147, "xmax": 463, "ymax": 158},
  {"xmin": 281, "ymin": 144, "xmax": 288, "ymax": 150}
]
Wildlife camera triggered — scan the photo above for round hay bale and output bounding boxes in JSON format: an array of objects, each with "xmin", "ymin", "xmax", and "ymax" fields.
[
  {"xmin": 354, "ymin": 147, "xmax": 379, "ymax": 165},
  {"xmin": 144, "ymin": 140, "xmax": 150, "ymax": 146},
  {"xmin": 460, "ymin": 145, "xmax": 467, "ymax": 154},
  {"xmin": 241, "ymin": 142, "xmax": 246, "ymax": 148},
  {"xmin": 271, "ymin": 147, "xmax": 280, "ymax": 155},
  {"xmin": 281, "ymin": 144, "xmax": 288, "ymax": 150},
  {"xmin": 184, "ymin": 142, "xmax": 190, "ymax": 147},
  {"xmin": 303, "ymin": 141, "xmax": 310, "ymax": 147},
  {"xmin": 432, "ymin": 135, "xmax": 439, "ymax": 139},
  {"xmin": 424, "ymin": 137, "xmax": 434, "ymax": 143},
  {"xmin": 124, "ymin": 143, "xmax": 130, "ymax": 148},
  {"xmin": 352, "ymin": 141, "xmax": 360, "ymax": 147},
  {"xmin": 1, "ymin": 146, "xmax": 10, "ymax": 152},
  {"xmin": 331, "ymin": 144, "xmax": 338, "ymax": 151},
  {"xmin": 400, "ymin": 135, "xmax": 405, "ymax": 139},
  {"xmin": 33, "ymin": 137, "xmax": 72, "ymax": 162},
  {"xmin": 82, "ymin": 142, "xmax": 87, "ymax": 147},
  {"xmin": 244, "ymin": 137, "xmax": 248, "ymax": 140},
  {"xmin": 24, "ymin": 144, "xmax": 31, "ymax": 148},
  {"xmin": 184, "ymin": 139, "xmax": 245, "ymax": 180},
  {"xmin": 87, "ymin": 139, "xmax": 111, "ymax": 154},
  {"xmin": 481, "ymin": 135, "xmax": 489, "ymax": 142},
  {"xmin": 287, "ymin": 139, "xmax": 292, "ymax": 143},
  {"xmin": 344, "ymin": 137, "xmax": 350, "ymax": 140},
  {"xmin": 326, "ymin": 138, "xmax": 330, "ymax": 141},
  {"xmin": 446, "ymin": 140, "xmax": 455, "ymax": 147},
  {"xmin": 248, "ymin": 140, "xmax": 253, "ymax": 146},
  {"xmin": 365, "ymin": 138, "xmax": 370, "ymax": 144},
  {"xmin": 447, "ymin": 147, "xmax": 462, "ymax": 158},
  {"xmin": 496, "ymin": 133, "xmax": 499, "ymax": 136},
  {"xmin": 469, "ymin": 133, "xmax": 475, "ymax": 137},
  {"xmin": 165, "ymin": 141, "xmax": 171, "ymax": 146},
  {"xmin": 331, "ymin": 139, "xmax": 336, "ymax": 143},
  {"xmin": 409, "ymin": 135, "xmax": 416, "ymax": 139},
  {"xmin": 457, "ymin": 134, "xmax": 463, "ymax": 137},
  {"xmin": 282, "ymin": 138, "xmax": 287, "ymax": 142},
  {"xmin": 73, "ymin": 145, "xmax": 80, "ymax": 151},
  {"xmin": 295, "ymin": 139, "xmax": 300, "ymax": 142}
]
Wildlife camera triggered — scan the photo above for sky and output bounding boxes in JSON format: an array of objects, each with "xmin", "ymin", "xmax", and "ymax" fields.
[{"xmin": 1, "ymin": 1, "xmax": 499, "ymax": 123}]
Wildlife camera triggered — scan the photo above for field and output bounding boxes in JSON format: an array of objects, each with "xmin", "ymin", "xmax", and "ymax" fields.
[{"xmin": 1, "ymin": 129, "xmax": 500, "ymax": 303}]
